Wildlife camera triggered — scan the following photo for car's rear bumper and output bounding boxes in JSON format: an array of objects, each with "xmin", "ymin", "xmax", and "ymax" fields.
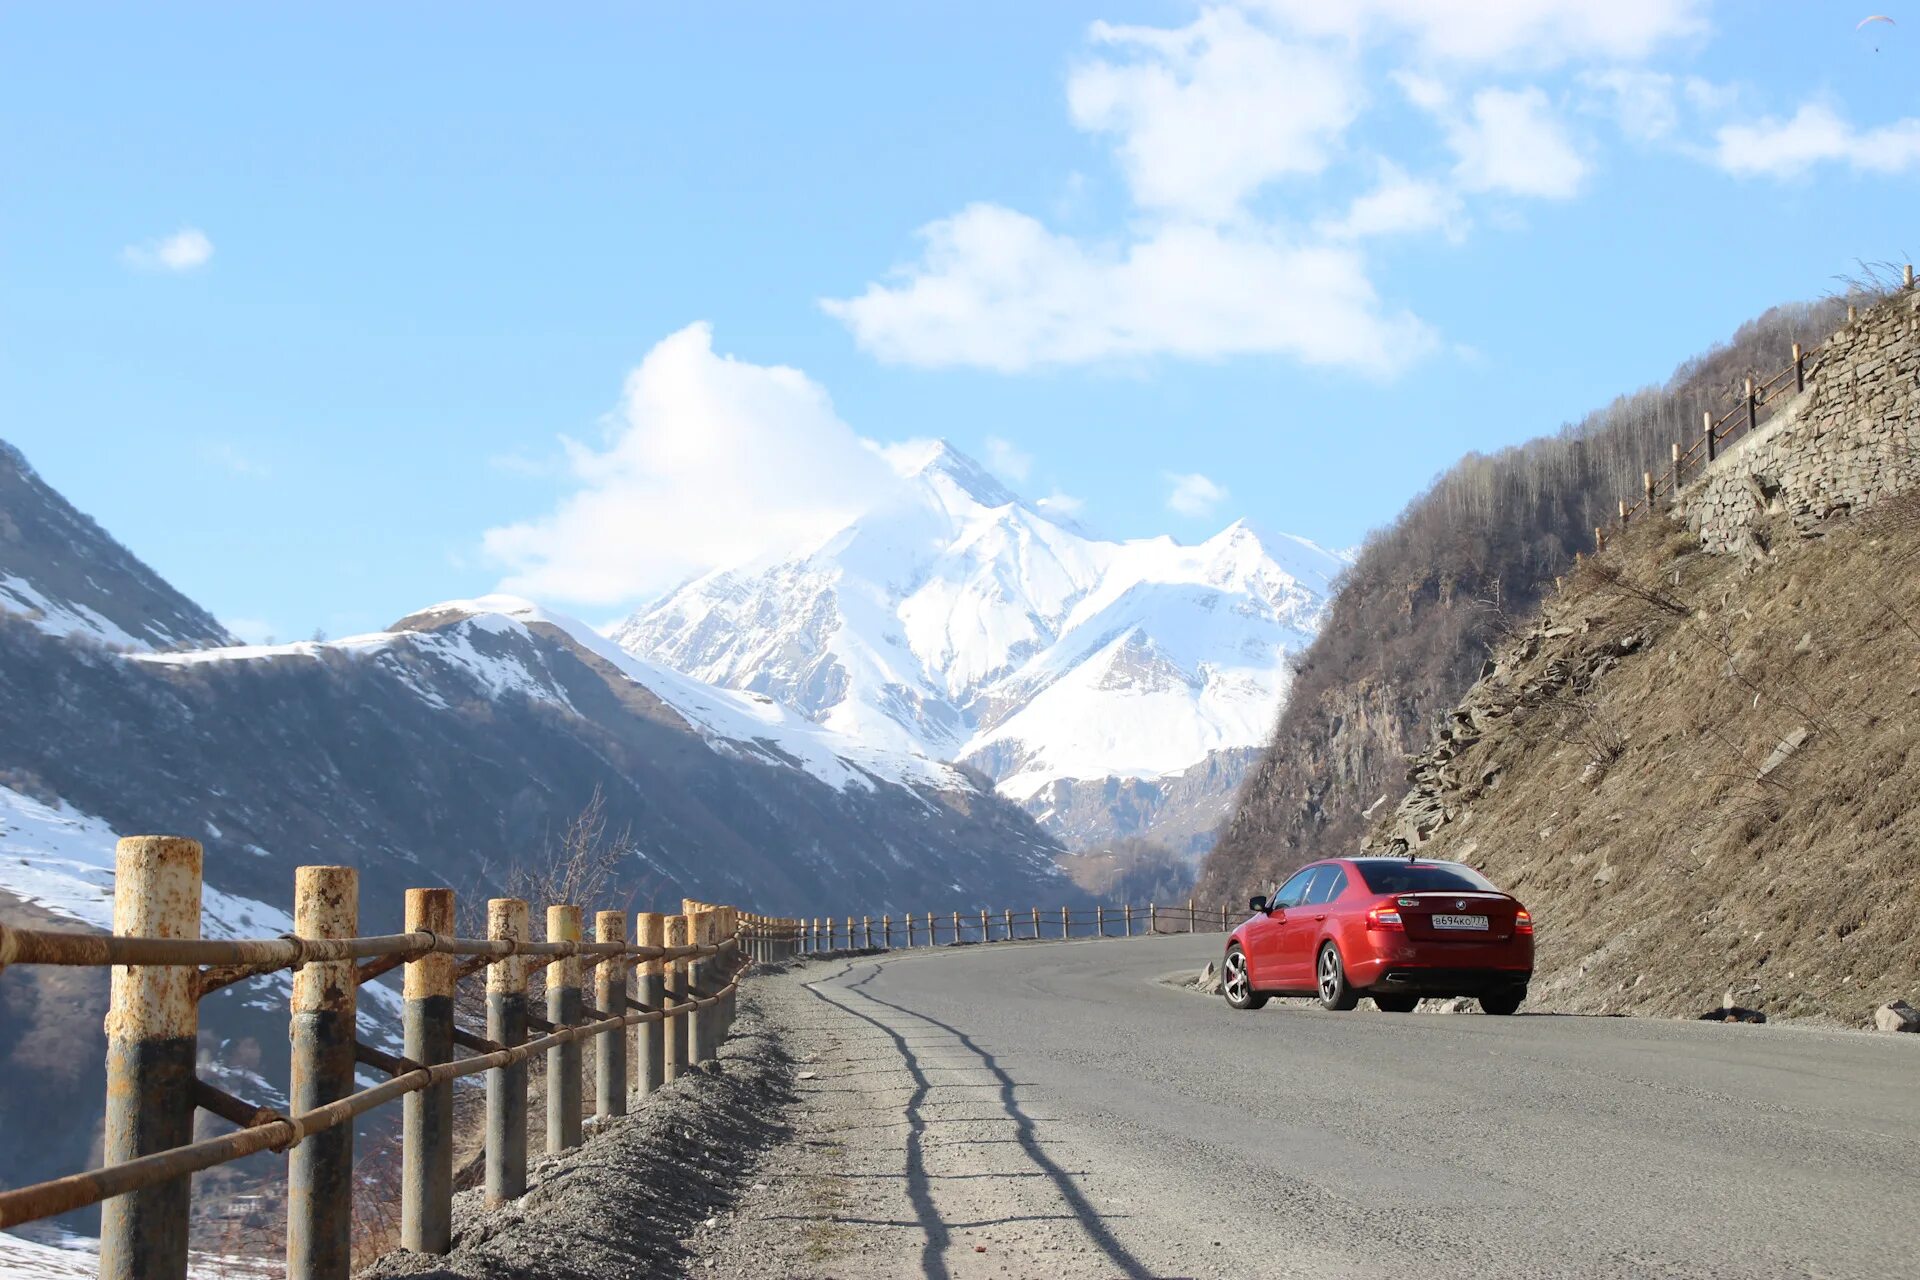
[{"xmin": 1359, "ymin": 964, "xmax": 1532, "ymax": 995}]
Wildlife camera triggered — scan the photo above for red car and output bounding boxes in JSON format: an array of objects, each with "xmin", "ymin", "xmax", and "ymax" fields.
[{"xmin": 1221, "ymin": 857, "xmax": 1533, "ymax": 1015}]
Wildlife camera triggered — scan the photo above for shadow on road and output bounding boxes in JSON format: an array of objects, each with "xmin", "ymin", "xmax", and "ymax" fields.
[{"xmin": 803, "ymin": 962, "xmax": 1155, "ymax": 1280}]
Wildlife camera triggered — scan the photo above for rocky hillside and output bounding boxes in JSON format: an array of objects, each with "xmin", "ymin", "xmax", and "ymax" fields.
[
  {"xmin": 1367, "ymin": 286, "xmax": 1920, "ymax": 1025},
  {"xmin": 1198, "ymin": 295, "xmax": 1854, "ymax": 901}
]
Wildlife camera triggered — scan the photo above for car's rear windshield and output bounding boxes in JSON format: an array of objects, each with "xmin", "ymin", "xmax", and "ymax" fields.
[{"xmin": 1352, "ymin": 860, "xmax": 1498, "ymax": 894}]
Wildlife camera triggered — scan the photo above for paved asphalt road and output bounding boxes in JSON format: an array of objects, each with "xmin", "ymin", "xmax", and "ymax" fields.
[{"xmin": 716, "ymin": 933, "xmax": 1920, "ymax": 1280}]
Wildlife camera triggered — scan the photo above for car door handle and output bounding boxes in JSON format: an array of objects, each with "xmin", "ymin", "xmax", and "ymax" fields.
[{"xmin": 1314, "ymin": 914, "xmax": 1327, "ymax": 921}]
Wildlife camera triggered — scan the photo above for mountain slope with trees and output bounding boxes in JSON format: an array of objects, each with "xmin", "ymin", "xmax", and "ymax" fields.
[{"xmin": 1199, "ymin": 295, "xmax": 1854, "ymax": 901}]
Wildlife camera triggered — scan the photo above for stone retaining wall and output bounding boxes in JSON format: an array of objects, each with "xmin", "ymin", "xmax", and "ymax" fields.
[{"xmin": 1682, "ymin": 290, "xmax": 1920, "ymax": 554}]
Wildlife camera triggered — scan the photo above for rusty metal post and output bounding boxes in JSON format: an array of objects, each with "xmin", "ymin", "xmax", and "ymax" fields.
[
  {"xmin": 485, "ymin": 898, "xmax": 529, "ymax": 1207},
  {"xmin": 546, "ymin": 904, "xmax": 583, "ymax": 1154},
  {"xmin": 402, "ymin": 887, "xmax": 455, "ymax": 1255},
  {"xmin": 595, "ymin": 910, "xmax": 627, "ymax": 1120},
  {"xmin": 664, "ymin": 915, "xmax": 689, "ymax": 1082},
  {"xmin": 634, "ymin": 912, "xmax": 665, "ymax": 1099},
  {"xmin": 99, "ymin": 836, "xmax": 202, "ymax": 1280},
  {"xmin": 289, "ymin": 866, "xmax": 357, "ymax": 1280}
]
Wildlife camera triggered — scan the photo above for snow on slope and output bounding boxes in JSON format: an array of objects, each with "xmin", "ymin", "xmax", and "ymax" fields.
[
  {"xmin": 612, "ymin": 441, "xmax": 1347, "ymax": 802},
  {"xmin": 135, "ymin": 595, "xmax": 967, "ymax": 795}
]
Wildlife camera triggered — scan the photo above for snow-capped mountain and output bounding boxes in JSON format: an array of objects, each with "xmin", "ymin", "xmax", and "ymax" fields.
[{"xmin": 612, "ymin": 440, "xmax": 1347, "ymax": 852}]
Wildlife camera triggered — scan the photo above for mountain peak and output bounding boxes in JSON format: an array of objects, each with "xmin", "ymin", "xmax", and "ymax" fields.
[{"xmin": 885, "ymin": 439, "xmax": 1021, "ymax": 511}]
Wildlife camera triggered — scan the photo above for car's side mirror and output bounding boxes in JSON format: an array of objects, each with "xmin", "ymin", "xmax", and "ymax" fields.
[{"xmin": 1248, "ymin": 895, "xmax": 1268, "ymax": 913}]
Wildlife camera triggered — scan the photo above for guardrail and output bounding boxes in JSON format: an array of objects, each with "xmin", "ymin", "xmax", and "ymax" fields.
[
  {"xmin": 0, "ymin": 835, "xmax": 807, "ymax": 1280},
  {"xmin": 1591, "ymin": 265, "xmax": 1915, "ymax": 554},
  {"xmin": 788, "ymin": 899, "xmax": 1237, "ymax": 951}
]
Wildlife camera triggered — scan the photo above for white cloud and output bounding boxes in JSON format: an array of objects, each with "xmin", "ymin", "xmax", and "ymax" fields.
[
  {"xmin": 1251, "ymin": 0, "xmax": 1706, "ymax": 67},
  {"xmin": 122, "ymin": 227, "xmax": 213, "ymax": 273},
  {"xmin": 1447, "ymin": 87, "xmax": 1589, "ymax": 198},
  {"xmin": 1036, "ymin": 491, "xmax": 1086, "ymax": 517},
  {"xmin": 1579, "ymin": 68, "xmax": 1678, "ymax": 140},
  {"xmin": 984, "ymin": 435, "xmax": 1033, "ymax": 482},
  {"xmin": 1067, "ymin": 7, "xmax": 1360, "ymax": 221},
  {"xmin": 197, "ymin": 441, "xmax": 269, "ymax": 477},
  {"xmin": 1165, "ymin": 471, "xmax": 1229, "ymax": 518},
  {"xmin": 823, "ymin": 203, "xmax": 1433, "ymax": 375},
  {"xmin": 1319, "ymin": 161, "xmax": 1466, "ymax": 241},
  {"xmin": 1711, "ymin": 102, "xmax": 1920, "ymax": 179},
  {"xmin": 482, "ymin": 323, "xmax": 897, "ymax": 605}
]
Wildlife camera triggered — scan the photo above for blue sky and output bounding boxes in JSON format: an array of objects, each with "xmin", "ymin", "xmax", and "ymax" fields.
[{"xmin": 3, "ymin": 3, "xmax": 1917, "ymax": 641}]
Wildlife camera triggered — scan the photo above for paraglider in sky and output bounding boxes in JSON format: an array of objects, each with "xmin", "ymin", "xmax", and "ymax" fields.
[{"xmin": 1858, "ymin": 13, "xmax": 1896, "ymax": 50}]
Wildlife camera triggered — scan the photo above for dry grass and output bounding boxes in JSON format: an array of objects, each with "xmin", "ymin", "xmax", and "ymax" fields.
[{"xmin": 1393, "ymin": 494, "xmax": 1920, "ymax": 1025}]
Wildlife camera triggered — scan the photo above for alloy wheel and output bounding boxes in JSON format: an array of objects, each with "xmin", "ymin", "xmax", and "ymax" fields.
[
  {"xmin": 1318, "ymin": 947, "xmax": 1339, "ymax": 1002},
  {"xmin": 1224, "ymin": 950, "xmax": 1249, "ymax": 1003}
]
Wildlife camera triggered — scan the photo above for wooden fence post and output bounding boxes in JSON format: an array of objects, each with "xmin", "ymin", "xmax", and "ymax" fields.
[
  {"xmin": 485, "ymin": 898, "xmax": 529, "ymax": 1206},
  {"xmin": 1793, "ymin": 342, "xmax": 1805, "ymax": 393},
  {"xmin": 664, "ymin": 915, "xmax": 689, "ymax": 1082},
  {"xmin": 904, "ymin": 912, "xmax": 914, "ymax": 948},
  {"xmin": 952, "ymin": 910, "xmax": 961, "ymax": 944},
  {"xmin": 546, "ymin": 904, "xmax": 584, "ymax": 1154},
  {"xmin": 1124, "ymin": 903, "xmax": 1133, "ymax": 937},
  {"xmin": 634, "ymin": 911, "xmax": 665, "ymax": 1101},
  {"xmin": 1148, "ymin": 901, "xmax": 1156, "ymax": 935},
  {"xmin": 1187, "ymin": 898, "xmax": 1196, "ymax": 933},
  {"xmin": 979, "ymin": 908, "xmax": 989, "ymax": 942},
  {"xmin": 882, "ymin": 914, "xmax": 892, "ymax": 949},
  {"xmin": 1061, "ymin": 905, "xmax": 1070, "ymax": 939},
  {"xmin": 99, "ymin": 836, "xmax": 202, "ymax": 1280},
  {"xmin": 1095, "ymin": 905, "xmax": 1104, "ymax": 937},
  {"xmin": 1670, "ymin": 443, "xmax": 1682, "ymax": 497},
  {"xmin": 1643, "ymin": 471, "xmax": 1654, "ymax": 506},
  {"xmin": 688, "ymin": 908, "xmax": 715, "ymax": 1064},
  {"xmin": 1745, "ymin": 377, "xmax": 1757, "ymax": 437},
  {"xmin": 862, "ymin": 914, "xmax": 872, "ymax": 948},
  {"xmin": 289, "ymin": 866, "xmax": 358, "ymax": 1280},
  {"xmin": 1030, "ymin": 906, "xmax": 1040, "ymax": 939},
  {"xmin": 1003, "ymin": 907, "xmax": 1013, "ymax": 941},
  {"xmin": 402, "ymin": 887, "xmax": 456, "ymax": 1255},
  {"xmin": 595, "ymin": 910, "xmax": 627, "ymax": 1120}
]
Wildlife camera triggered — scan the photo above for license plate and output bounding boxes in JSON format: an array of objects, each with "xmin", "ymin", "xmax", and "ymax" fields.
[{"xmin": 1433, "ymin": 913, "xmax": 1488, "ymax": 930}]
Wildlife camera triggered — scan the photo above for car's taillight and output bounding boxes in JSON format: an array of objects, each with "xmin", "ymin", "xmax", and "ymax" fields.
[
  {"xmin": 1366, "ymin": 905, "xmax": 1403, "ymax": 931},
  {"xmin": 1515, "ymin": 908, "xmax": 1534, "ymax": 935}
]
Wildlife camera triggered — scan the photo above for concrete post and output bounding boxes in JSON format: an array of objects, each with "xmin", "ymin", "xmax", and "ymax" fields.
[
  {"xmin": 289, "ymin": 866, "xmax": 357, "ymax": 1280},
  {"xmin": 545, "ymin": 904, "xmax": 583, "ymax": 1154},
  {"xmin": 485, "ymin": 898, "xmax": 529, "ymax": 1207},
  {"xmin": 100, "ymin": 836, "xmax": 202, "ymax": 1280},
  {"xmin": 402, "ymin": 887, "xmax": 455, "ymax": 1255},
  {"xmin": 595, "ymin": 910, "xmax": 627, "ymax": 1120}
]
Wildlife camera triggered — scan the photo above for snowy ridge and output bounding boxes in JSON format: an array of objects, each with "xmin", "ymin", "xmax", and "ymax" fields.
[
  {"xmin": 612, "ymin": 441, "xmax": 1347, "ymax": 813},
  {"xmin": 134, "ymin": 595, "xmax": 967, "ymax": 795}
]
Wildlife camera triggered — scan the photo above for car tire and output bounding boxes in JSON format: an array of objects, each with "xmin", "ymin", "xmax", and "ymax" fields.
[
  {"xmin": 1221, "ymin": 945, "xmax": 1268, "ymax": 1010},
  {"xmin": 1480, "ymin": 990, "xmax": 1525, "ymax": 1016},
  {"xmin": 1316, "ymin": 943, "xmax": 1360, "ymax": 1012},
  {"xmin": 1372, "ymin": 994, "xmax": 1419, "ymax": 1013}
]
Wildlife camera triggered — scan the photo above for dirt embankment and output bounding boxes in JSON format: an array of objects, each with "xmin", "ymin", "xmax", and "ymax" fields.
[
  {"xmin": 357, "ymin": 988, "xmax": 797, "ymax": 1280},
  {"xmin": 1367, "ymin": 492, "xmax": 1920, "ymax": 1026}
]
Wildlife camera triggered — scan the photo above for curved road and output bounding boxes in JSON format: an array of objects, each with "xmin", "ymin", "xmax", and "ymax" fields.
[{"xmin": 694, "ymin": 933, "xmax": 1918, "ymax": 1279}]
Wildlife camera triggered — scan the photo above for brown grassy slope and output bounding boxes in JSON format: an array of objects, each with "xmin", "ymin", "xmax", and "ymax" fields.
[
  {"xmin": 1363, "ymin": 498, "xmax": 1920, "ymax": 1025},
  {"xmin": 1197, "ymin": 298, "xmax": 1852, "ymax": 902}
]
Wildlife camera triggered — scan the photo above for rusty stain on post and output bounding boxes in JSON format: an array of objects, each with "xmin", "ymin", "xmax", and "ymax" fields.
[
  {"xmin": 546, "ymin": 904, "xmax": 584, "ymax": 1154},
  {"xmin": 595, "ymin": 911, "xmax": 627, "ymax": 1120},
  {"xmin": 289, "ymin": 865, "xmax": 357, "ymax": 1280},
  {"xmin": 485, "ymin": 898, "xmax": 529, "ymax": 1207},
  {"xmin": 100, "ymin": 836, "xmax": 202, "ymax": 1280},
  {"xmin": 402, "ymin": 887, "xmax": 455, "ymax": 1255}
]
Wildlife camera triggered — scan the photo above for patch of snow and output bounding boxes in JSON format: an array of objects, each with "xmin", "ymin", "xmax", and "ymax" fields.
[
  {"xmin": 0, "ymin": 574, "xmax": 147, "ymax": 651},
  {"xmin": 0, "ymin": 1227, "xmax": 277, "ymax": 1279}
]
